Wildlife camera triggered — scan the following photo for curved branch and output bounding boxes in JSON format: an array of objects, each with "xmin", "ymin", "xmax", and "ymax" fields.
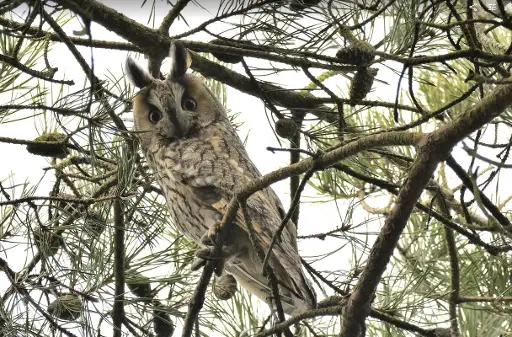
[{"xmin": 339, "ymin": 81, "xmax": 512, "ymax": 336}]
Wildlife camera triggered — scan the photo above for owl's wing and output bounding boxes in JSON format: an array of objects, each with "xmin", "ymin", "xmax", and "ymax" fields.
[
  {"xmin": 169, "ymin": 134, "xmax": 291, "ymax": 252},
  {"xmin": 165, "ymin": 133, "xmax": 315, "ymax": 311},
  {"xmin": 264, "ymin": 185, "xmax": 298, "ymax": 248}
]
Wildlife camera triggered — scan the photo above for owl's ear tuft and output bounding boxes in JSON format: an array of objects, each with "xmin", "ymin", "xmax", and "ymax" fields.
[
  {"xmin": 126, "ymin": 57, "xmax": 153, "ymax": 88},
  {"xmin": 169, "ymin": 40, "xmax": 192, "ymax": 81}
]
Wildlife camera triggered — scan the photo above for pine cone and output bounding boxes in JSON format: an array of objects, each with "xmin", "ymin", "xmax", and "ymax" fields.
[
  {"xmin": 26, "ymin": 132, "xmax": 69, "ymax": 159},
  {"xmin": 83, "ymin": 211, "xmax": 106, "ymax": 236},
  {"xmin": 213, "ymin": 273, "xmax": 238, "ymax": 300},
  {"xmin": 349, "ymin": 67, "xmax": 378, "ymax": 102},
  {"xmin": 275, "ymin": 118, "xmax": 298, "ymax": 139},
  {"xmin": 48, "ymin": 294, "xmax": 83, "ymax": 321},
  {"xmin": 336, "ymin": 42, "xmax": 375, "ymax": 66},
  {"xmin": 34, "ymin": 228, "xmax": 63, "ymax": 256},
  {"xmin": 126, "ymin": 271, "xmax": 152, "ymax": 299},
  {"xmin": 153, "ymin": 307, "xmax": 174, "ymax": 337}
]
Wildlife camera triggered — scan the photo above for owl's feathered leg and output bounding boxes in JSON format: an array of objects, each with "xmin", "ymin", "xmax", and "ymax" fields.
[
  {"xmin": 190, "ymin": 221, "xmax": 238, "ymax": 276},
  {"xmin": 199, "ymin": 220, "xmax": 228, "ymax": 247},
  {"xmin": 191, "ymin": 222, "xmax": 238, "ymax": 276}
]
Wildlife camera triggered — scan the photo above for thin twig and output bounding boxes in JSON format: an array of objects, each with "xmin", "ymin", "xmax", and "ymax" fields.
[
  {"xmin": 266, "ymin": 146, "xmax": 315, "ymax": 157},
  {"xmin": 0, "ymin": 194, "xmax": 133, "ymax": 207},
  {"xmin": 112, "ymin": 196, "xmax": 126, "ymax": 337},
  {"xmin": 0, "ymin": 104, "xmax": 88, "ymax": 115},
  {"xmin": 446, "ymin": 155, "xmax": 512, "ymax": 232},
  {"xmin": 159, "ymin": 0, "xmax": 191, "ymax": 34},
  {"xmin": 254, "ymin": 306, "xmax": 344, "ymax": 337},
  {"xmin": 240, "ymin": 59, "xmax": 284, "ymax": 119},
  {"xmin": 437, "ymin": 191, "xmax": 460, "ymax": 337},
  {"xmin": 458, "ymin": 296, "xmax": 512, "ymax": 303},
  {"xmin": 289, "ymin": 119, "xmax": 302, "ymax": 226},
  {"xmin": 0, "ymin": 53, "xmax": 72, "ymax": 84}
]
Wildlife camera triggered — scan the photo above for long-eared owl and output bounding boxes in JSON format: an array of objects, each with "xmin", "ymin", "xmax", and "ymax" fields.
[{"xmin": 126, "ymin": 42, "xmax": 316, "ymax": 315}]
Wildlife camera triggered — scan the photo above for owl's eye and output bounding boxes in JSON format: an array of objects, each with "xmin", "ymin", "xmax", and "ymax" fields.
[
  {"xmin": 182, "ymin": 96, "xmax": 197, "ymax": 111},
  {"xmin": 148, "ymin": 110, "xmax": 162, "ymax": 124}
]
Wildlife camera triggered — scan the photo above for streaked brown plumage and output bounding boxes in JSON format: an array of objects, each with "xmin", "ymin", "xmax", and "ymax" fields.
[{"xmin": 126, "ymin": 42, "xmax": 316, "ymax": 315}]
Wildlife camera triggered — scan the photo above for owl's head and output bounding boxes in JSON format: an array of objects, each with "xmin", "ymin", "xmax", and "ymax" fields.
[{"xmin": 126, "ymin": 42, "xmax": 226, "ymax": 150}]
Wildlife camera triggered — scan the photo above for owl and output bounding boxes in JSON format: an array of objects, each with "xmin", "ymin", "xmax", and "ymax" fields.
[{"xmin": 126, "ymin": 42, "xmax": 316, "ymax": 315}]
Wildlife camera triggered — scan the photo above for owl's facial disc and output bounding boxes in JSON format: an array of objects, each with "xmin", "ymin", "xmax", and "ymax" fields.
[{"xmin": 143, "ymin": 81, "xmax": 199, "ymax": 142}]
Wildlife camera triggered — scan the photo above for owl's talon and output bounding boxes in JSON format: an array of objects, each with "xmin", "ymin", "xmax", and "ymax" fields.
[
  {"xmin": 200, "ymin": 232, "xmax": 215, "ymax": 246},
  {"xmin": 195, "ymin": 248, "xmax": 215, "ymax": 260},
  {"xmin": 194, "ymin": 247, "xmax": 227, "ymax": 276}
]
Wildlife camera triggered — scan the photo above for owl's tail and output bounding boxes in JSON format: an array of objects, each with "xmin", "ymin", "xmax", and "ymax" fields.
[
  {"xmin": 228, "ymin": 260, "xmax": 316, "ymax": 315},
  {"xmin": 273, "ymin": 260, "xmax": 317, "ymax": 315}
]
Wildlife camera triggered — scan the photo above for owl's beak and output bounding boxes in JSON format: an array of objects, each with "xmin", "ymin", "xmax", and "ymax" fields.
[
  {"xmin": 162, "ymin": 105, "xmax": 183, "ymax": 139},
  {"xmin": 157, "ymin": 116, "xmax": 181, "ymax": 142}
]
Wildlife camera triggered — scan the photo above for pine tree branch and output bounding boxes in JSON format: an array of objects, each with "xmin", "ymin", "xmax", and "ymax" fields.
[
  {"xmin": 112, "ymin": 196, "xmax": 126, "ymax": 337},
  {"xmin": 331, "ymin": 163, "xmax": 510, "ymax": 254},
  {"xmin": 158, "ymin": 0, "xmax": 191, "ymax": 34},
  {"xmin": 1, "ymin": 177, "xmax": 118, "ymax": 303},
  {"xmin": 0, "ymin": 53, "xmax": 71, "ymax": 84},
  {"xmin": 446, "ymin": 155, "xmax": 512, "ymax": 233},
  {"xmin": 338, "ymin": 81, "xmax": 512, "ymax": 336}
]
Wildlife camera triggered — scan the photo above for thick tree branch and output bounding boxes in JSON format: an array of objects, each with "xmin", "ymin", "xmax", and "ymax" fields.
[
  {"xmin": 147, "ymin": 0, "xmax": 193, "ymax": 76},
  {"xmin": 237, "ymin": 132, "xmax": 423, "ymax": 201},
  {"xmin": 158, "ymin": 0, "xmax": 191, "ymax": 34},
  {"xmin": 189, "ymin": 52, "xmax": 336, "ymax": 121},
  {"xmin": 0, "ymin": 16, "xmax": 424, "ymax": 124},
  {"xmin": 50, "ymin": 0, "xmax": 341, "ymax": 123},
  {"xmin": 254, "ymin": 303, "xmax": 436, "ymax": 337},
  {"xmin": 338, "ymin": 82, "xmax": 512, "ymax": 336}
]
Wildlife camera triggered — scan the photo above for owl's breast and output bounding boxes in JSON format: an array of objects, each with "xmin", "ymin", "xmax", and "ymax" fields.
[{"xmin": 146, "ymin": 149, "xmax": 222, "ymax": 244}]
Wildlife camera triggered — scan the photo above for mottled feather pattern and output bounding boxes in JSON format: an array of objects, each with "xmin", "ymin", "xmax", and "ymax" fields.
[{"xmin": 127, "ymin": 44, "xmax": 316, "ymax": 314}]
